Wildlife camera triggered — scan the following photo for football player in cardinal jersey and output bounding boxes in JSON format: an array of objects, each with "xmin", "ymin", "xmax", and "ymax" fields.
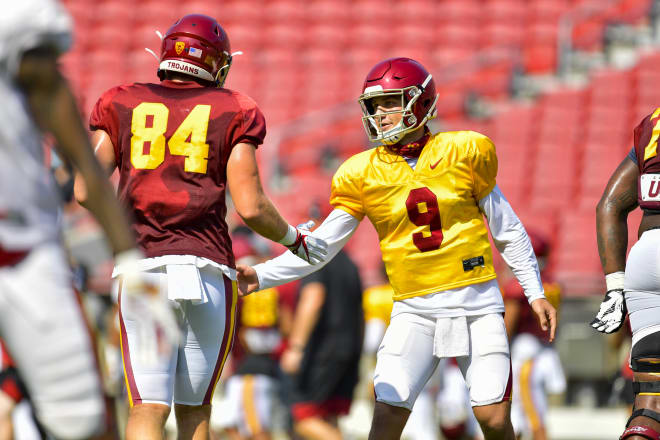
[
  {"xmin": 1, "ymin": 1, "xmax": 180, "ymax": 438},
  {"xmin": 591, "ymin": 108, "xmax": 660, "ymax": 440},
  {"xmin": 237, "ymin": 57, "xmax": 556, "ymax": 440},
  {"xmin": 74, "ymin": 13, "xmax": 327, "ymax": 440},
  {"xmin": 503, "ymin": 231, "xmax": 565, "ymax": 440}
]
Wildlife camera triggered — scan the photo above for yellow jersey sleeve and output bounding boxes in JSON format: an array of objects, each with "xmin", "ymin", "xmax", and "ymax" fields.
[
  {"xmin": 469, "ymin": 133, "xmax": 498, "ymax": 201},
  {"xmin": 330, "ymin": 154, "xmax": 367, "ymax": 220}
]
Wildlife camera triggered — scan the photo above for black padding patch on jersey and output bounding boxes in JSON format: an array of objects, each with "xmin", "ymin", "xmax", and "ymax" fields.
[{"xmin": 462, "ymin": 256, "xmax": 485, "ymax": 272}]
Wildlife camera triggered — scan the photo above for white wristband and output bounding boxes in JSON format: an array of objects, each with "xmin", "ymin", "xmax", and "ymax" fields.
[
  {"xmin": 276, "ymin": 224, "xmax": 297, "ymax": 246},
  {"xmin": 605, "ymin": 271, "xmax": 625, "ymax": 291}
]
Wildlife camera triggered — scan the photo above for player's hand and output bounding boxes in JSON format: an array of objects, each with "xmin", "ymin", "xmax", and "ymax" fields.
[
  {"xmin": 531, "ymin": 298, "xmax": 557, "ymax": 342},
  {"xmin": 283, "ymin": 221, "xmax": 328, "ymax": 265},
  {"xmin": 115, "ymin": 250, "xmax": 181, "ymax": 366},
  {"xmin": 236, "ymin": 264, "xmax": 259, "ymax": 296},
  {"xmin": 280, "ymin": 346, "xmax": 304, "ymax": 374},
  {"xmin": 590, "ymin": 289, "xmax": 626, "ymax": 334}
]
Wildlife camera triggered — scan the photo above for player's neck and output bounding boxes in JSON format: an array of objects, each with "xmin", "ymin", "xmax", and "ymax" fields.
[
  {"xmin": 388, "ymin": 127, "xmax": 430, "ymax": 158},
  {"xmin": 399, "ymin": 127, "xmax": 426, "ymax": 145},
  {"xmin": 163, "ymin": 72, "xmax": 213, "ymax": 87}
]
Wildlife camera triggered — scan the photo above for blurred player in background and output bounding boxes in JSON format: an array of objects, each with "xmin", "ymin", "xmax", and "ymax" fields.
[
  {"xmin": 74, "ymin": 13, "xmax": 327, "ymax": 440},
  {"xmin": 502, "ymin": 230, "xmax": 565, "ymax": 440},
  {"xmin": 222, "ymin": 232, "xmax": 286, "ymax": 440},
  {"xmin": 238, "ymin": 57, "xmax": 556, "ymax": 440},
  {"xmin": 591, "ymin": 107, "xmax": 660, "ymax": 439},
  {"xmin": 1, "ymin": 1, "xmax": 179, "ymax": 438},
  {"xmin": 280, "ymin": 203, "xmax": 363, "ymax": 440}
]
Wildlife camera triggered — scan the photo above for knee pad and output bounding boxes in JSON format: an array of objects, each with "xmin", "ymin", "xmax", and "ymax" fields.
[{"xmin": 631, "ymin": 332, "xmax": 660, "ymax": 372}]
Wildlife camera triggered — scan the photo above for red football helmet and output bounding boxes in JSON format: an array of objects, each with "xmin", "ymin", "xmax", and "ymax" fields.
[
  {"xmin": 358, "ymin": 57, "xmax": 438, "ymax": 145},
  {"xmin": 158, "ymin": 14, "xmax": 233, "ymax": 86}
]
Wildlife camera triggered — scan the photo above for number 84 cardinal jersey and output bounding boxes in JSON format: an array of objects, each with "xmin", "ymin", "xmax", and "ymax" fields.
[
  {"xmin": 331, "ymin": 131, "xmax": 498, "ymax": 301},
  {"xmin": 90, "ymin": 80, "xmax": 267, "ymax": 267}
]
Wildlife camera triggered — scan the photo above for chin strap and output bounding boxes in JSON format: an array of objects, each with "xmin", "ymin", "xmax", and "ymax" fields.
[{"xmin": 388, "ymin": 128, "xmax": 431, "ymax": 158}]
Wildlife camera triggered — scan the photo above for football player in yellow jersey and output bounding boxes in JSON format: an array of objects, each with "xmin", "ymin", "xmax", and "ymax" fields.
[{"xmin": 237, "ymin": 57, "xmax": 556, "ymax": 440}]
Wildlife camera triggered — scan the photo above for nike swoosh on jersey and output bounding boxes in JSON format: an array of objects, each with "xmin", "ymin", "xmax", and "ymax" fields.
[{"xmin": 430, "ymin": 158, "xmax": 442, "ymax": 169}]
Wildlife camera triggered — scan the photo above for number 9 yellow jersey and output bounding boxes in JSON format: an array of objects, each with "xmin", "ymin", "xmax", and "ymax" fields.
[{"xmin": 331, "ymin": 131, "xmax": 498, "ymax": 301}]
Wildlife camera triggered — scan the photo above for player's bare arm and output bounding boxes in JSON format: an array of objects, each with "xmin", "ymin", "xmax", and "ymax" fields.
[
  {"xmin": 227, "ymin": 143, "xmax": 328, "ymax": 264},
  {"xmin": 73, "ymin": 129, "xmax": 117, "ymax": 205},
  {"xmin": 227, "ymin": 142, "xmax": 289, "ymax": 240},
  {"xmin": 591, "ymin": 157, "xmax": 638, "ymax": 334},
  {"xmin": 16, "ymin": 46, "xmax": 135, "ymax": 255},
  {"xmin": 596, "ymin": 157, "xmax": 639, "ymax": 274}
]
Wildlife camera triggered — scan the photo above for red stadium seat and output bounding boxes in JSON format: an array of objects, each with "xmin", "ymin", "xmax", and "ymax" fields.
[
  {"xmin": 432, "ymin": 46, "xmax": 474, "ymax": 67},
  {"xmin": 436, "ymin": 1, "xmax": 482, "ymax": 26},
  {"xmin": 306, "ymin": 0, "xmax": 353, "ymax": 25},
  {"xmin": 224, "ymin": 24, "xmax": 264, "ymax": 53},
  {"xmin": 435, "ymin": 24, "xmax": 481, "ymax": 50},
  {"xmin": 523, "ymin": 44, "xmax": 558, "ymax": 74},
  {"xmin": 554, "ymin": 210, "xmax": 603, "ymax": 295},
  {"xmin": 307, "ymin": 24, "xmax": 350, "ymax": 50},
  {"xmin": 528, "ymin": 0, "xmax": 571, "ymax": 24},
  {"xmin": 394, "ymin": 24, "xmax": 437, "ymax": 49},
  {"xmin": 571, "ymin": 18, "xmax": 606, "ymax": 52},
  {"xmin": 263, "ymin": 0, "xmax": 307, "ymax": 25},
  {"xmin": 133, "ymin": 2, "xmax": 181, "ymax": 28},
  {"xmin": 392, "ymin": 0, "xmax": 439, "ymax": 25},
  {"xmin": 350, "ymin": 0, "xmax": 392, "ymax": 23},
  {"xmin": 347, "ymin": 24, "xmax": 392, "ymax": 48},
  {"xmin": 482, "ymin": 23, "xmax": 526, "ymax": 48},
  {"xmin": 483, "ymin": 0, "xmax": 528, "ymax": 27},
  {"xmin": 262, "ymin": 24, "xmax": 307, "ymax": 51},
  {"xmin": 616, "ymin": 0, "xmax": 653, "ymax": 24},
  {"xmin": 211, "ymin": 1, "xmax": 263, "ymax": 25}
]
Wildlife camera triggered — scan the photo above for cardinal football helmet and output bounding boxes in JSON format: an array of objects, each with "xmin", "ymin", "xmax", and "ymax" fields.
[
  {"xmin": 358, "ymin": 57, "xmax": 438, "ymax": 145},
  {"xmin": 158, "ymin": 14, "xmax": 233, "ymax": 87}
]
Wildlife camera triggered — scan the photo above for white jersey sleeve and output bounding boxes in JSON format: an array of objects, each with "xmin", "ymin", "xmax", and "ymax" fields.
[
  {"xmin": 254, "ymin": 209, "xmax": 360, "ymax": 290},
  {"xmin": 0, "ymin": 0, "xmax": 72, "ymax": 78},
  {"xmin": 479, "ymin": 185, "xmax": 545, "ymax": 304},
  {"xmin": 0, "ymin": 0, "xmax": 72, "ymax": 251}
]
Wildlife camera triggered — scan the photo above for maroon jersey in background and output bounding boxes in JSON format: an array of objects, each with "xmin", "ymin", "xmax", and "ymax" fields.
[
  {"xmin": 633, "ymin": 109, "xmax": 660, "ymax": 211},
  {"xmin": 90, "ymin": 80, "xmax": 266, "ymax": 267},
  {"xmin": 503, "ymin": 274, "xmax": 562, "ymax": 341}
]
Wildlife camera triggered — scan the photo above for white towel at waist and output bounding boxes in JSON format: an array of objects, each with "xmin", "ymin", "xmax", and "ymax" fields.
[
  {"xmin": 112, "ymin": 255, "xmax": 235, "ymax": 305},
  {"xmin": 433, "ymin": 315, "xmax": 469, "ymax": 358},
  {"xmin": 165, "ymin": 264, "xmax": 206, "ymax": 304}
]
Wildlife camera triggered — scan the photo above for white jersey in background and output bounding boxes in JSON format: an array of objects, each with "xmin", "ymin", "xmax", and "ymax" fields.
[
  {"xmin": 0, "ymin": 0, "xmax": 72, "ymax": 251},
  {"xmin": 0, "ymin": 2, "xmax": 109, "ymax": 439}
]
